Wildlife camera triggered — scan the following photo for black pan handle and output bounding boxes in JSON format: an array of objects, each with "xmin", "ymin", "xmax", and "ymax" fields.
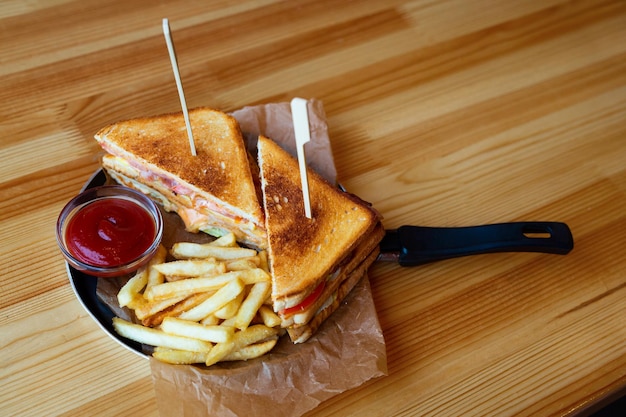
[{"xmin": 383, "ymin": 222, "xmax": 574, "ymax": 266}]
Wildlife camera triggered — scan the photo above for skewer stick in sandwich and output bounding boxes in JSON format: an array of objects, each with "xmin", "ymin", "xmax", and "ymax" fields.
[
  {"xmin": 94, "ymin": 108, "xmax": 267, "ymax": 249},
  {"xmin": 257, "ymin": 135, "xmax": 384, "ymax": 343}
]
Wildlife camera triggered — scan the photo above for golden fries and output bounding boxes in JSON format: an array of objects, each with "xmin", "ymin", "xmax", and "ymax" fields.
[
  {"xmin": 152, "ymin": 347, "xmax": 208, "ymax": 365},
  {"xmin": 145, "ymin": 245, "xmax": 167, "ymax": 293},
  {"xmin": 177, "ymin": 278, "xmax": 245, "ymax": 321},
  {"xmin": 171, "ymin": 242, "xmax": 257, "ymax": 260},
  {"xmin": 234, "ymin": 281, "xmax": 271, "ymax": 330},
  {"xmin": 160, "ymin": 317, "xmax": 234, "ymax": 343},
  {"xmin": 258, "ymin": 305, "xmax": 282, "ymax": 328},
  {"xmin": 214, "ymin": 291, "xmax": 245, "ymax": 320},
  {"xmin": 144, "ymin": 269, "xmax": 270, "ymax": 301},
  {"xmin": 152, "ymin": 258, "xmax": 226, "ymax": 277},
  {"xmin": 203, "ymin": 324, "xmax": 280, "ymax": 366},
  {"xmin": 111, "ymin": 233, "xmax": 282, "ymax": 367},
  {"xmin": 222, "ymin": 338, "xmax": 278, "ymax": 361},
  {"xmin": 134, "ymin": 295, "xmax": 188, "ymax": 320},
  {"xmin": 117, "ymin": 266, "xmax": 148, "ymax": 308},
  {"xmin": 113, "ymin": 318, "xmax": 212, "ymax": 352}
]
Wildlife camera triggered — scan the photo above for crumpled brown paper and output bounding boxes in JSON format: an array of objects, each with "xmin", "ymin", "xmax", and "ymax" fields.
[
  {"xmin": 150, "ymin": 277, "xmax": 386, "ymax": 417},
  {"xmin": 232, "ymin": 100, "xmax": 337, "ymax": 184},
  {"xmin": 99, "ymin": 99, "xmax": 387, "ymax": 417}
]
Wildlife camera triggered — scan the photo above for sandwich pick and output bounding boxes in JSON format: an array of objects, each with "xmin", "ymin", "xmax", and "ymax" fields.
[
  {"xmin": 162, "ymin": 18, "xmax": 196, "ymax": 156},
  {"xmin": 290, "ymin": 97, "xmax": 313, "ymax": 219}
]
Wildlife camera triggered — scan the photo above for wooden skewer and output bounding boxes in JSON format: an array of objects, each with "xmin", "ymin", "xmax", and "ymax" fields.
[
  {"xmin": 290, "ymin": 97, "xmax": 313, "ymax": 219},
  {"xmin": 162, "ymin": 18, "xmax": 196, "ymax": 156}
]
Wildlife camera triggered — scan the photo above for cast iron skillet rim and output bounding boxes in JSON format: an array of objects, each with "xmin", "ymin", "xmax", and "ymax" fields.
[{"xmin": 67, "ymin": 168, "xmax": 149, "ymax": 359}]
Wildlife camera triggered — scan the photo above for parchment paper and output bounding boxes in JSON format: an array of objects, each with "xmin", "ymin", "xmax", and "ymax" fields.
[
  {"xmin": 232, "ymin": 100, "xmax": 337, "ymax": 184},
  {"xmin": 98, "ymin": 99, "xmax": 387, "ymax": 417},
  {"xmin": 150, "ymin": 277, "xmax": 385, "ymax": 417}
]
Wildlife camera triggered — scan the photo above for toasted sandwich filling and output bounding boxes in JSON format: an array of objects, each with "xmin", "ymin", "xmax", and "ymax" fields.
[
  {"xmin": 280, "ymin": 281, "xmax": 326, "ymax": 317},
  {"xmin": 278, "ymin": 264, "xmax": 344, "ymax": 323},
  {"xmin": 102, "ymin": 155, "xmax": 266, "ymax": 248}
]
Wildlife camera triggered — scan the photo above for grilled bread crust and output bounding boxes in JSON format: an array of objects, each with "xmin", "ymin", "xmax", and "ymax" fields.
[
  {"xmin": 94, "ymin": 107, "xmax": 265, "ymax": 229},
  {"xmin": 257, "ymin": 135, "xmax": 381, "ymax": 311}
]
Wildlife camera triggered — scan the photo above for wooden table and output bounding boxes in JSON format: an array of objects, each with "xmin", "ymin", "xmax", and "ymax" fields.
[{"xmin": 2, "ymin": 1, "xmax": 625, "ymax": 416}]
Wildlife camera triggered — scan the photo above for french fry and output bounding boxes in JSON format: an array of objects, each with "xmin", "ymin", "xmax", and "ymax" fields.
[
  {"xmin": 126, "ymin": 294, "xmax": 147, "ymax": 310},
  {"xmin": 171, "ymin": 242, "xmax": 257, "ymax": 260},
  {"xmin": 222, "ymin": 337, "xmax": 278, "ymax": 361},
  {"xmin": 205, "ymin": 340, "xmax": 236, "ymax": 366},
  {"xmin": 225, "ymin": 257, "xmax": 260, "ymax": 271},
  {"xmin": 142, "ymin": 292, "xmax": 215, "ymax": 327},
  {"xmin": 178, "ymin": 278, "xmax": 245, "ymax": 321},
  {"xmin": 152, "ymin": 258, "xmax": 226, "ymax": 277},
  {"xmin": 235, "ymin": 268, "xmax": 271, "ymax": 285},
  {"xmin": 219, "ymin": 316, "xmax": 237, "ymax": 328},
  {"xmin": 214, "ymin": 290, "xmax": 245, "ymax": 320},
  {"xmin": 234, "ymin": 281, "xmax": 271, "ymax": 330},
  {"xmin": 144, "ymin": 274, "xmax": 234, "ymax": 301},
  {"xmin": 208, "ymin": 232, "xmax": 237, "ymax": 247},
  {"xmin": 145, "ymin": 245, "xmax": 167, "ymax": 294},
  {"xmin": 152, "ymin": 347, "xmax": 207, "ymax": 365},
  {"xmin": 163, "ymin": 275, "xmax": 182, "ymax": 282},
  {"xmin": 117, "ymin": 266, "xmax": 149, "ymax": 307},
  {"xmin": 258, "ymin": 250, "xmax": 269, "ymax": 273},
  {"xmin": 161, "ymin": 317, "xmax": 235, "ymax": 343},
  {"xmin": 258, "ymin": 305, "xmax": 282, "ymax": 328},
  {"xmin": 145, "ymin": 269, "xmax": 269, "ymax": 301},
  {"xmin": 134, "ymin": 294, "xmax": 188, "ymax": 320},
  {"xmin": 112, "ymin": 317, "xmax": 212, "ymax": 352},
  {"xmin": 200, "ymin": 314, "xmax": 221, "ymax": 326},
  {"xmin": 231, "ymin": 324, "xmax": 280, "ymax": 351},
  {"xmin": 200, "ymin": 268, "xmax": 272, "ymax": 288},
  {"xmin": 204, "ymin": 323, "xmax": 278, "ymax": 366}
]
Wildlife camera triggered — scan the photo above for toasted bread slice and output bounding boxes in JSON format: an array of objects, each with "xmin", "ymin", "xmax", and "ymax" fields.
[
  {"xmin": 257, "ymin": 135, "xmax": 380, "ymax": 311},
  {"xmin": 95, "ymin": 107, "xmax": 266, "ymax": 248}
]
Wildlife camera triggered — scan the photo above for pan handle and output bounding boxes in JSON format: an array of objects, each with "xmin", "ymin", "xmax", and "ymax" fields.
[{"xmin": 389, "ymin": 222, "xmax": 574, "ymax": 266}]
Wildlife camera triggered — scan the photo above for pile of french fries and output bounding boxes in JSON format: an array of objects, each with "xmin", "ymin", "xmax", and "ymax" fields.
[{"xmin": 112, "ymin": 233, "xmax": 283, "ymax": 366}]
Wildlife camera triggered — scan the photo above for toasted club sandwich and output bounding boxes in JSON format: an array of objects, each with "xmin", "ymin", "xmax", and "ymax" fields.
[
  {"xmin": 95, "ymin": 107, "xmax": 267, "ymax": 249},
  {"xmin": 257, "ymin": 135, "xmax": 384, "ymax": 343}
]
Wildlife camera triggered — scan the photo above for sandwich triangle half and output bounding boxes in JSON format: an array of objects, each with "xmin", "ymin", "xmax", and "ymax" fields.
[{"xmin": 256, "ymin": 135, "xmax": 379, "ymax": 311}]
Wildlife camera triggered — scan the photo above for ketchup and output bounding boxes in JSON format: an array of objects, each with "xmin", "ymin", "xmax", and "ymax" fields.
[{"xmin": 65, "ymin": 197, "xmax": 156, "ymax": 267}]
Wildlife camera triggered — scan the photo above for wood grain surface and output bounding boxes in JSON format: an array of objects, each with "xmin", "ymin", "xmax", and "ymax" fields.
[{"xmin": 1, "ymin": 1, "xmax": 625, "ymax": 416}]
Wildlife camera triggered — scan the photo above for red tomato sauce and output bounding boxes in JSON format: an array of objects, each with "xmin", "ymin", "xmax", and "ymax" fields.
[{"xmin": 65, "ymin": 197, "xmax": 156, "ymax": 267}]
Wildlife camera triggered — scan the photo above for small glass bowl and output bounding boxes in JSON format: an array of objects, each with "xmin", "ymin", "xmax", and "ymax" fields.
[{"xmin": 56, "ymin": 185, "xmax": 163, "ymax": 278}]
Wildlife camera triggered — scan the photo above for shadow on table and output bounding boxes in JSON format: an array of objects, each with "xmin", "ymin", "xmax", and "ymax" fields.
[{"xmin": 588, "ymin": 394, "xmax": 626, "ymax": 417}]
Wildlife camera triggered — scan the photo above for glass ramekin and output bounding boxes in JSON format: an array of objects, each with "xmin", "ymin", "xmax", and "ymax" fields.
[{"xmin": 56, "ymin": 185, "xmax": 163, "ymax": 277}]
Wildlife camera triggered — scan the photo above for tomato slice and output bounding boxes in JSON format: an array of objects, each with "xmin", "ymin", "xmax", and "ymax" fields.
[{"xmin": 281, "ymin": 281, "xmax": 325, "ymax": 316}]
